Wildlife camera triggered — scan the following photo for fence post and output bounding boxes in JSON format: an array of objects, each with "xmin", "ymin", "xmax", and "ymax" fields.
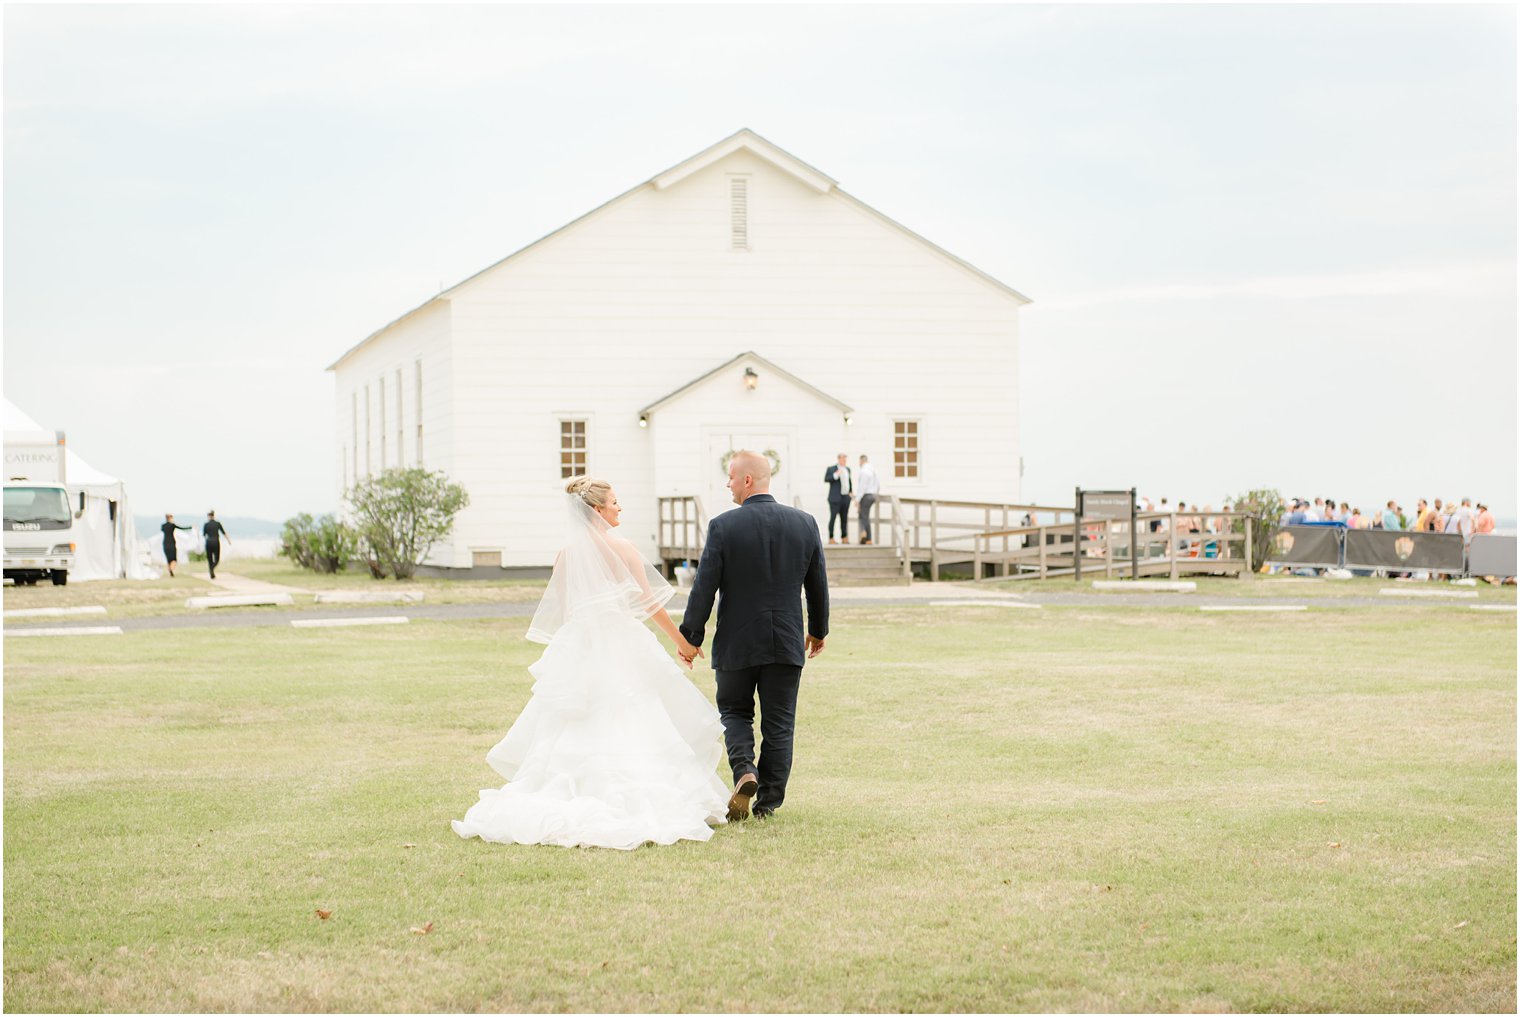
[
  {"xmin": 1105, "ymin": 522, "xmax": 1114, "ymax": 578},
  {"xmin": 1001, "ymin": 506, "xmax": 1010, "ymax": 577},
  {"xmin": 929, "ymin": 502, "xmax": 939, "ymax": 582},
  {"xmin": 1073, "ymin": 513, "xmax": 1082, "ymax": 584},
  {"xmin": 1243, "ymin": 517, "xmax": 1252, "ymax": 581},
  {"xmin": 1039, "ymin": 526, "xmax": 1047, "ymax": 578},
  {"xmin": 973, "ymin": 534, "xmax": 982, "ymax": 581},
  {"xmin": 1169, "ymin": 512, "xmax": 1179, "ymax": 581}
]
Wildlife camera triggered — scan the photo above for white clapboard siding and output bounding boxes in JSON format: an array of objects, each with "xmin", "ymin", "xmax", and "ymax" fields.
[{"xmin": 331, "ymin": 132, "xmax": 1025, "ymax": 568}]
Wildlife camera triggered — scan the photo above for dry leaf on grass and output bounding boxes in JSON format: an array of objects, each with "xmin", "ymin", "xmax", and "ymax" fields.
[
  {"xmin": 402, "ymin": 843, "xmax": 415, "ymax": 849},
  {"xmin": 1453, "ymin": 920, "xmax": 1469, "ymax": 930},
  {"xmin": 1327, "ymin": 842, "xmax": 1342, "ymax": 849},
  {"xmin": 315, "ymin": 909, "xmax": 332, "ymax": 920},
  {"xmin": 1310, "ymin": 799, "xmax": 1327, "ymax": 805},
  {"xmin": 410, "ymin": 921, "xmax": 434, "ymax": 935}
]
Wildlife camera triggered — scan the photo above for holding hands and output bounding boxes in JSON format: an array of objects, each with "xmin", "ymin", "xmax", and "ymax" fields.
[{"xmin": 675, "ymin": 635, "xmax": 704, "ymax": 670}]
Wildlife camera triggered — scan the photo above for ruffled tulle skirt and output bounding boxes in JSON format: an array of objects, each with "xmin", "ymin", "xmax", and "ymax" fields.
[{"xmin": 452, "ymin": 610, "xmax": 728, "ymax": 850}]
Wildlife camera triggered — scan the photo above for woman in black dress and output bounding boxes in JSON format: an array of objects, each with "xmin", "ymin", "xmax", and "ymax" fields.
[{"xmin": 161, "ymin": 514, "xmax": 191, "ymax": 577}]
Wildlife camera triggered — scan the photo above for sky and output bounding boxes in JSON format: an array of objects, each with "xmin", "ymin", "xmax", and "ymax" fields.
[{"xmin": 4, "ymin": 3, "xmax": 1515, "ymax": 523}]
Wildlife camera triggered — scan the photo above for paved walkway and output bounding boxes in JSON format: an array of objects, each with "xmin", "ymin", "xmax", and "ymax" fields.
[{"xmin": 206, "ymin": 571, "xmax": 312, "ymax": 596}]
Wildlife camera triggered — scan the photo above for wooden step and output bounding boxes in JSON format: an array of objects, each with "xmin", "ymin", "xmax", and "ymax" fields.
[{"xmin": 827, "ymin": 564, "xmax": 910, "ymax": 579}]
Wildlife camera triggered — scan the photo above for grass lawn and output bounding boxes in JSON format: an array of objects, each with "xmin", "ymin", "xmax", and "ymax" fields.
[
  {"xmin": 1, "ymin": 574, "xmax": 220, "ymax": 620},
  {"xmin": 224, "ymin": 558, "xmax": 549, "ymax": 605},
  {"xmin": 4, "ymin": 604, "xmax": 1514, "ymax": 1012},
  {"xmin": 1, "ymin": 561, "xmax": 546, "ymax": 622}
]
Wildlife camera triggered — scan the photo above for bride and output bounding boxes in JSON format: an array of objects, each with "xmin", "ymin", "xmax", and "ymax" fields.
[{"xmin": 452, "ymin": 476, "xmax": 729, "ymax": 850}]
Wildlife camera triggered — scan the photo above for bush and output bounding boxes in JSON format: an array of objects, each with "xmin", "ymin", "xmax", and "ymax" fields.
[
  {"xmin": 1228, "ymin": 488, "xmax": 1286, "ymax": 572},
  {"xmin": 281, "ymin": 513, "xmax": 317, "ymax": 569},
  {"xmin": 346, "ymin": 468, "xmax": 469, "ymax": 581},
  {"xmin": 281, "ymin": 512, "xmax": 360, "ymax": 574}
]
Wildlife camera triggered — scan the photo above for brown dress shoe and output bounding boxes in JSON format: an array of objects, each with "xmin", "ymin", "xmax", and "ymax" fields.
[{"xmin": 726, "ymin": 774, "xmax": 758, "ymax": 822}]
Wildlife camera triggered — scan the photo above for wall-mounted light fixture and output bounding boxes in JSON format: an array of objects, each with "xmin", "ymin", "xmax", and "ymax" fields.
[
  {"xmin": 638, "ymin": 414, "xmax": 648, "ymax": 428},
  {"xmin": 743, "ymin": 367, "xmax": 759, "ymax": 391},
  {"xmin": 844, "ymin": 414, "xmax": 853, "ymax": 426}
]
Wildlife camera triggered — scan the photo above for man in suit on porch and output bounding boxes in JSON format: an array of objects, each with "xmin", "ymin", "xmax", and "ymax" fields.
[{"xmin": 824, "ymin": 454, "xmax": 853, "ymax": 545}]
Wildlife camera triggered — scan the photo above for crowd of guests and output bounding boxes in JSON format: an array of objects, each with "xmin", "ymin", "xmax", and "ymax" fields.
[{"xmin": 1281, "ymin": 496, "xmax": 1497, "ymax": 537}]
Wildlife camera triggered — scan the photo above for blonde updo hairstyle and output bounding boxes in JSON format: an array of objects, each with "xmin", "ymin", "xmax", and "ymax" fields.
[{"xmin": 565, "ymin": 475, "xmax": 613, "ymax": 509}]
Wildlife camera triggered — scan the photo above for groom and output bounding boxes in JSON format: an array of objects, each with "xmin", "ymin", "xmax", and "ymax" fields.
[{"xmin": 678, "ymin": 450, "xmax": 829, "ymax": 822}]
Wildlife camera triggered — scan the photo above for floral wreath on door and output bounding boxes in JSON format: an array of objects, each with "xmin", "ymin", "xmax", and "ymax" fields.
[{"xmin": 720, "ymin": 448, "xmax": 782, "ymax": 478}]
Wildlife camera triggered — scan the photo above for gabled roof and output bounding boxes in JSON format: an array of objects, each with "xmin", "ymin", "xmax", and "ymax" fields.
[
  {"xmin": 638, "ymin": 351, "xmax": 853, "ymax": 419},
  {"xmin": 328, "ymin": 128, "xmax": 1030, "ymax": 372},
  {"xmin": 652, "ymin": 130, "xmax": 837, "ymax": 194}
]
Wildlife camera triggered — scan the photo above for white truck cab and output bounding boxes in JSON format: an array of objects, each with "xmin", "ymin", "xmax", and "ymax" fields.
[{"xmin": 4, "ymin": 430, "xmax": 77, "ymax": 587}]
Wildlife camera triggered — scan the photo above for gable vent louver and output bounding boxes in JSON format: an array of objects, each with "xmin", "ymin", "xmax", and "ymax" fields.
[{"xmin": 730, "ymin": 176, "xmax": 748, "ymax": 250}]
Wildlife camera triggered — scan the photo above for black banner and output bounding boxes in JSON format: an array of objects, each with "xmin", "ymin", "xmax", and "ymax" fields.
[
  {"xmin": 1468, "ymin": 535, "xmax": 1517, "ymax": 578},
  {"xmin": 1266, "ymin": 525, "xmax": 1343, "ymax": 567},
  {"xmin": 1343, "ymin": 529, "xmax": 1464, "ymax": 571}
]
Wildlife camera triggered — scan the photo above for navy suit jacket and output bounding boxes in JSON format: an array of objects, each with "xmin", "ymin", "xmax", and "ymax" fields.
[
  {"xmin": 825, "ymin": 464, "xmax": 853, "ymax": 502},
  {"xmin": 678, "ymin": 494, "xmax": 829, "ymax": 672}
]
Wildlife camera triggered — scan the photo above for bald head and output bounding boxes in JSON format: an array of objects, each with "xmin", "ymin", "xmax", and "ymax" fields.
[{"xmin": 726, "ymin": 449, "xmax": 771, "ymax": 505}]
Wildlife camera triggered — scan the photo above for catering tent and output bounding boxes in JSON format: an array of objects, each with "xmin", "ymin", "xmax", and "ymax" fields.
[{"xmin": 3, "ymin": 397, "xmax": 154, "ymax": 580}]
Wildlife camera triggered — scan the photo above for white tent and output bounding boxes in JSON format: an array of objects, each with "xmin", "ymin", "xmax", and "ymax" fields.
[{"xmin": 3, "ymin": 397, "xmax": 155, "ymax": 580}]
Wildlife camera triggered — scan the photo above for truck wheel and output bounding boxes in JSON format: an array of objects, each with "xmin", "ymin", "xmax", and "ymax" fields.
[{"xmin": 50, "ymin": 572, "xmax": 66, "ymax": 586}]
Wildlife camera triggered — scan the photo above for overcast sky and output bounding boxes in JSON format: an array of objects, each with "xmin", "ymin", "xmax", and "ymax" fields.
[{"xmin": 4, "ymin": 3, "xmax": 1515, "ymax": 522}]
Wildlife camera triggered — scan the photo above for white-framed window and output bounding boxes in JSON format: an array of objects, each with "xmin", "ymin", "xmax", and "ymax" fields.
[
  {"xmin": 415, "ymin": 359, "xmax": 424, "ymax": 467},
  {"xmin": 378, "ymin": 376, "xmax": 386, "ymax": 470},
  {"xmin": 364, "ymin": 385, "xmax": 372, "ymax": 475},
  {"xmin": 892, "ymin": 419, "xmax": 921, "ymax": 480},
  {"xmin": 395, "ymin": 368, "xmax": 403, "ymax": 469},
  {"xmin": 559, "ymin": 418, "xmax": 588, "ymax": 478},
  {"xmin": 351, "ymin": 392, "xmax": 358, "ymax": 483}
]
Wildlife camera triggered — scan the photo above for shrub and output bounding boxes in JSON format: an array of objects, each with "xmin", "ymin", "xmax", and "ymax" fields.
[
  {"xmin": 281, "ymin": 512, "xmax": 359, "ymax": 574},
  {"xmin": 281, "ymin": 513, "xmax": 317, "ymax": 570},
  {"xmin": 1228, "ymin": 488, "xmax": 1286, "ymax": 572},
  {"xmin": 346, "ymin": 468, "xmax": 469, "ymax": 581}
]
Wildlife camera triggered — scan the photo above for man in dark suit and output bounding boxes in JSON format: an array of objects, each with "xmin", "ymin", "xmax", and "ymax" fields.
[
  {"xmin": 679, "ymin": 450, "xmax": 829, "ymax": 822},
  {"xmin": 202, "ymin": 510, "xmax": 231, "ymax": 580},
  {"xmin": 824, "ymin": 453, "xmax": 853, "ymax": 545}
]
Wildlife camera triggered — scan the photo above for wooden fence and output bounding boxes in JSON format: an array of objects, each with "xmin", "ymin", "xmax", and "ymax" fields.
[
  {"xmin": 966, "ymin": 511, "xmax": 1254, "ymax": 581},
  {"xmin": 658, "ymin": 494, "xmax": 1250, "ymax": 582},
  {"xmin": 656, "ymin": 495, "xmax": 706, "ymax": 575}
]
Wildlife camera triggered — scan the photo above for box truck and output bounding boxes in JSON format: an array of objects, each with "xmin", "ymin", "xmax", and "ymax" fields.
[{"xmin": 4, "ymin": 429, "xmax": 77, "ymax": 586}]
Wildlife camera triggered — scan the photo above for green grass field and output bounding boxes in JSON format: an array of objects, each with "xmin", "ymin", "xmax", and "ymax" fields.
[{"xmin": 4, "ymin": 602, "xmax": 1514, "ymax": 1012}]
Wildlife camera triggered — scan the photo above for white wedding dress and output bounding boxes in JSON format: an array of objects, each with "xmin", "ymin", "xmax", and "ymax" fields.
[{"xmin": 452, "ymin": 496, "xmax": 728, "ymax": 850}]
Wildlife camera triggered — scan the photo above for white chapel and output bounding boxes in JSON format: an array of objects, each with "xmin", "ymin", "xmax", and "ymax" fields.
[{"xmin": 327, "ymin": 129, "xmax": 1030, "ymax": 573}]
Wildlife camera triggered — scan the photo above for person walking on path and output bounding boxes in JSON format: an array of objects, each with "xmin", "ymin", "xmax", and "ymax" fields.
[
  {"xmin": 160, "ymin": 514, "xmax": 192, "ymax": 578},
  {"xmin": 202, "ymin": 510, "xmax": 231, "ymax": 580},
  {"xmin": 823, "ymin": 454, "xmax": 853, "ymax": 545},
  {"xmin": 856, "ymin": 454, "xmax": 880, "ymax": 545}
]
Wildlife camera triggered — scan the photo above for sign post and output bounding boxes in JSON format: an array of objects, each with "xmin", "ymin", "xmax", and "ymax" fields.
[{"xmin": 1075, "ymin": 487, "xmax": 1138, "ymax": 581}]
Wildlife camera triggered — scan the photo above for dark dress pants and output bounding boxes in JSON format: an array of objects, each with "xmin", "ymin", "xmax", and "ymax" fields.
[
  {"xmin": 206, "ymin": 542, "xmax": 221, "ymax": 576},
  {"xmin": 827, "ymin": 497, "xmax": 850, "ymax": 539},
  {"xmin": 858, "ymin": 494, "xmax": 876, "ymax": 542},
  {"xmin": 715, "ymin": 663, "xmax": 802, "ymax": 812}
]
